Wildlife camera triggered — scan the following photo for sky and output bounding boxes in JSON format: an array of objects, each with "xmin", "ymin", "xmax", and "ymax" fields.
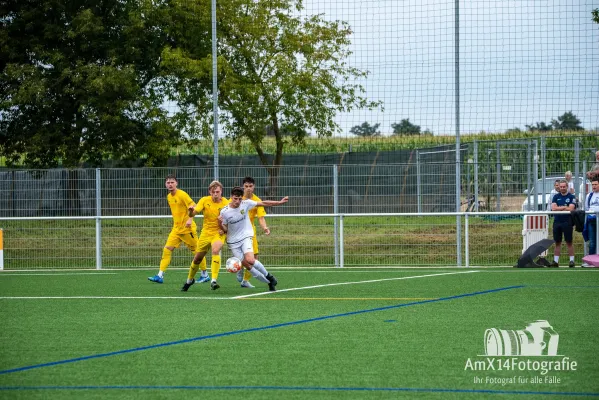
[{"xmin": 299, "ymin": 0, "xmax": 599, "ymax": 136}]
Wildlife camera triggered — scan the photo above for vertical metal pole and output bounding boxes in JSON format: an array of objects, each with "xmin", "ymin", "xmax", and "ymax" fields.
[
  {"xmin": 574, "ymin": 139, "xmax": 580, "ymax": 197},
  {"xmin": 596, "ymin": 213, "xmax": 599, "ymax": 257},
  {"xmin": 583, "ymin": 160, "xmax": 588, "ymax": 255},
  {"xmin": 416, "ymin": 150, "xmax": 422, "ymax": 213},
  {"xmin": 455, "ymin": 0, "xmax": 461, "ymax": 266},
  {"xmin": 465, "ymin": 213, "xmax": 469, "ymax": 267},
  {"xmin": 339, "ymin": 214, "xmax": 344, "ymax": 268},
  {"xmin": 211, "ymin": 0, "xmax": 219, "ymax": 180},
  {"xmin": 533, "ymin": 140, "xmax": 539, "ymax": 210},
  {"xmin": 95, "ymin": 168, "xmax": 102, "ymax": 270},
  {"xmin": 333, "ymin": 165, "xmax": 339, "ymax": 268},
  {"xmin": 526, "ymin": 140, "xmax": 531, "ymax": 211},
  {"xmin": 582, "ymin": 161, "xmax": 588, "ymax": 199},
  {"xmin": 541, "ymin": 136, "xmax": 546, "ymax": 204},
  {"xmin": 474, "ymin": 141, "xmax": 479, "ymax": 211},
  {"xmin": 0, "ymin": 229, "xmax": 4, "ymax": 270},
  {"xmin": 496, "ymin": 142, "xmax": 501, "ymax": 212}
]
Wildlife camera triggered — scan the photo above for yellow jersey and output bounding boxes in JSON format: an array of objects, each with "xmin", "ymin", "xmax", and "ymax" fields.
[
  {"xmin": 167, "ymin": 189, "xmax": 197, "ymax": 234},
  {"xmin": 246, "ymin": 193, "xmax": 266, "ymax": 227},
  {"xmin": 196, "ymin": 195, "xmax": 230, "ymax": 235}
]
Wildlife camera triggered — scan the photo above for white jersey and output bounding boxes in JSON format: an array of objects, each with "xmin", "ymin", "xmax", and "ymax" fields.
[
  {"xmin": 585, "ymin": 192, "xmax": 599, "ymax": 213},
  {"xmin": 220, "ymin": 200, "xmax": 257, "ymax": 245}
]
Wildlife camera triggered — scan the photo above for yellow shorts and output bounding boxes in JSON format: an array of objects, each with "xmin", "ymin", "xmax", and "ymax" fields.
[
  {"xmin": 165, "ymin": 230, "xmax": 198, "ymax": 252},
  {"xmin": 252, "ymin": 235, "xmax": 259, "ymax": 255},
  {"xmin": 197, "ymin": 231, "xmax": 226, "ymax": 253}
]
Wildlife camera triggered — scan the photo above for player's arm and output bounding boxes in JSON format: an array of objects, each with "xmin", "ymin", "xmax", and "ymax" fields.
[
  {"xmin": 550, "ymin": 194, "xmax": 559, "ymax": 211},
  {"xmin": 256, "ymin": 197, "xmax": 289, "ymax": 208},
  {"xmin": 217, "ymin": 213, "xmax": 228, "ymax": 234},
  {"xmin": 182, "ymin": 193, "xmax": 196, "ymax": 227},
  {"xmin": 258, "ymin": 216, "xmax": 270, "ymax": 235},
  {"xmin": 189, "ymin": 198, "xmax": 204, "ymax": 217}
]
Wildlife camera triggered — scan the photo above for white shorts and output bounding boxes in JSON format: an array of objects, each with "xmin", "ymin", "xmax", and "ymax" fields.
[{"xmin": 228, "ymin": 237, "xmax": 254, "ymax": 260}]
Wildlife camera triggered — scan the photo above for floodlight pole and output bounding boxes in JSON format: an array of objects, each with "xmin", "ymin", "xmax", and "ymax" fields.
[{"xmin": 211, "ymin": 0, "xmax": 219, "ymax": 180}]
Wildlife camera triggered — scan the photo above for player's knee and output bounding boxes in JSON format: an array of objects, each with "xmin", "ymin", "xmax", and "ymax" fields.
[{"xmin": 244, "ymin": 255, "xmax": 255, "ymax": 265}]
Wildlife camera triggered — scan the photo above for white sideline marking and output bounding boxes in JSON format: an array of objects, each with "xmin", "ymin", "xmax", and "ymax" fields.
[
  {"xmin": 233, "ymin": 271, "xmax": 479, "ymax": 299},
  {"xmin": 0, "ymin": 296, "xmax": 230, "ymax": 300},
  {"xmin": 0, "ymin": 273, "xmax": 118, "ymax": 276}
]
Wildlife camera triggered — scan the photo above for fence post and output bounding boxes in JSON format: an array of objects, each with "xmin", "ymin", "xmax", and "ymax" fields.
[
  {"xmin": 474, "ymin": 141, "xmax": 479, "ymax": 212},
  {"xmin": 416, "ymin": 150, "xmax": 422, "ymax": 213},
  {"xmin": 533, "ymin": 140, "xmax": 539, "ymax": 210},
  {"xmin": 574, "ymin": 139, "xmax": 580, "ymax": 197},
  {"xmin": 583, "ymin": 160, "xmax": 588, "ymax": 255},
  {"xmin": 496, "ymin": 141, "xmax": 501, "ymax": 212},
  {"xmin": 526, "ymin": 140, "xmax": 532, "ymax": 211},
  {"xmin": 465, "ymin": 213, "xmax": 469, "ymax": 267},
  {"xmin": 541, "ymin": 136, "xmax": 546, "ymax": 205},
  {"xmin": 339, "ymin": 214, "xmax": 344, "ymax": 268},
  {"xmin": 333, "ymin": 165, "xmax": 339, "ymax": 268},
  {"xmin": 95, "ymin": 168, "xmax": 102, "ymax": 270},
  {"xmin": 0, "ymin": 228, "xmax": 3, "ymax": 270}
]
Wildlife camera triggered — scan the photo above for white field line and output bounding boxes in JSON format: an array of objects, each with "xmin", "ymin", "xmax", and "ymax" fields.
[
  {"xmin": 233, "ymin": 270, "xmax": 479, "ymax": 299},
  {"xmin": 0, "ymin": 296, "xmax": 231, "ymax": 300},
  {"xmin": 0, "ymin": 273, "xmax": 118, "ymax": 276}
]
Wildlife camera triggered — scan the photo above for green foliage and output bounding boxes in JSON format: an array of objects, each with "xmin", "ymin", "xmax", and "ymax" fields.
[
  {"xmin": 526, "ymin": 121, "xmax": 552, "ymax": 132},
  {"xmin": 551, "ymin": 111, "xmax": 583, "ymax": 131},
  {"xmin": 349, "ymin": 122, "xmax": 380, "ymax": 137},
  {"xmin": 593, "ymin": 8, "xmax": 599, "ymax": 23},
  {"xmin": 0, "ymin": 0, "xmax": 185, "ymax": 168},
  {"xmin": 391, "ymin": 119, "xmax": 421, "ymax": 136},
  {"xmin": 525, "ymin": 111, "xmax": 584, "ymax": 133},
  {"xmin": 162, "ymin": 0, "xmax": 382, "ymax": 168},
  {"xmin": 172, "ymin": 131, "xmax": 595, "ymax": 158}
]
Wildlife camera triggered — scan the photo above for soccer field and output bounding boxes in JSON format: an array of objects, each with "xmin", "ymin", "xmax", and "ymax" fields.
[{"xmin": 0, "ymin": 268, "xmax": 598, "ymax": 399}]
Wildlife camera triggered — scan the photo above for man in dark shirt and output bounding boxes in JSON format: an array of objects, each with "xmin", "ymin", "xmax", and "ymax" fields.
[{"xmin": 550, "ymin": 180, "xmax": 576, "ymax": 267}]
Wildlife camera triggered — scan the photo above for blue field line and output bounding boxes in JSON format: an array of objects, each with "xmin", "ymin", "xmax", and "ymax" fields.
[
  {"xmin": 0, "ymin": 384, "xmax": 597, "ymax": 396},
  {"xmin": 0, "ymin": 285, "xmax": 524, "ymax": 376},
  {"xmin": 526, "ymin": 285, "xmax": 599, "ymax": 289}
]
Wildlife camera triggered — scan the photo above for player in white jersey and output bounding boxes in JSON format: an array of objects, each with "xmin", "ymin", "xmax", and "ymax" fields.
[{"xmin": 218, "ymin": 186, "xmax": 288, "ymax": 291}]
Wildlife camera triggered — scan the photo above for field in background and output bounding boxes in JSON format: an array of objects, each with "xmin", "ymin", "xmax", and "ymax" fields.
[
  {"xmin": 0, "ymin": 268, "xmax": 598, "ymax": 399},
  {"xmin": 174, "ymin": 131, "xmax": 597, "ymax": 156},
  {"xmin": 3, "ymin": 215, "xmax": 585, "ymax": 269}
]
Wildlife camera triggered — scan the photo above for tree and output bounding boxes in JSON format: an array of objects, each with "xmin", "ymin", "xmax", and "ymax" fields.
[
  {"xmin": 551, "ymin": 111, "xmax": 583, "ymax": 131},
  {"xmin": 0, "ymin": 0, "xmax": 184, "ymax": 168},
  {"xmin": 593, "ymin": 8, "xmax": 599, "ymax": 23},
  {"xmin": 349, "ymin": 122, "xmax": 380, "ymax": 137},
  {"xmin": 505, "ymin": 127, "xmax": 522, "ymax": 134},
  {"xmin": 525, "ymin": 122, "xmax": 552, "ymax": 132},
  {"xmin": 161, "ymin": 0, "xmax": 381, "ymax": 190},
  {"xmin": 391, "ymin": 119, "xmax": 420, "ymax": 136}
]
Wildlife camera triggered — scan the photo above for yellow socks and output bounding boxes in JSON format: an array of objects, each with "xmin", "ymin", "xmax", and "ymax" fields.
[
  {"xmin": 159, "ymin": 248, "xmax": 172, "ymax": 273},
  {"xmin": 211, "ymin": 254, "xmax": 221, "ymax": 280},
  {"xmin": 243, "ymin": 269, "xmax": 252, "ymax": 281},
  {"xmin": 188, "ymin": 261, "xmax": 201, "ymax": 281}
]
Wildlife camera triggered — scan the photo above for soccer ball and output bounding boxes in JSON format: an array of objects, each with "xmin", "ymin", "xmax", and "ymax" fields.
[{"xmin": 226, "ymin": 257, "xmax": 242, "ymax": 273}]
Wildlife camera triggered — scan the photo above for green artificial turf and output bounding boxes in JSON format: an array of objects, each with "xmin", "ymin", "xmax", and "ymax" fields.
[{"xmin": 0, "ymin": 268, "xmax": 598, "ymax": 399}]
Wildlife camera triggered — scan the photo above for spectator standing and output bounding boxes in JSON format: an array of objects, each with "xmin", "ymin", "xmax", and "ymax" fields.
[
  {"xmin": 550, "ymin": 180, "xmax": 576, "ymax": 268},
  {"xmin": 582, "ymin": 179, "xmax": 599, "ymax": 267}
]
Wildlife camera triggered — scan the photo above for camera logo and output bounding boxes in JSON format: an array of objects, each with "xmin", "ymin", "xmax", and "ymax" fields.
[{"xmin": 484, "ymin": 320, "xmax": 559, "ymax": 356}]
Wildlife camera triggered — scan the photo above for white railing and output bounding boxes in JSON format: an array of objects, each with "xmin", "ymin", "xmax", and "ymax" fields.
[{"xmin": 0, "ymin": 211, "xmax": 597, "ymax": 270}]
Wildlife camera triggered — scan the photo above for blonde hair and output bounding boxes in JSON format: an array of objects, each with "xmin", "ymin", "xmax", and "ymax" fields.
[{"xmin": 208, "ymin": 180, "xmax": 224, "ymax": 192}]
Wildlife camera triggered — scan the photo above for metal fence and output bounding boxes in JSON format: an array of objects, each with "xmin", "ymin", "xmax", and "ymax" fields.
[
  {"xmin": 0, "ymin": 212, "xmax": 596, "ymax": 270},
  {"xmin": 1, "ymin": 135, "xmax": 596, "ymax": 218}
]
